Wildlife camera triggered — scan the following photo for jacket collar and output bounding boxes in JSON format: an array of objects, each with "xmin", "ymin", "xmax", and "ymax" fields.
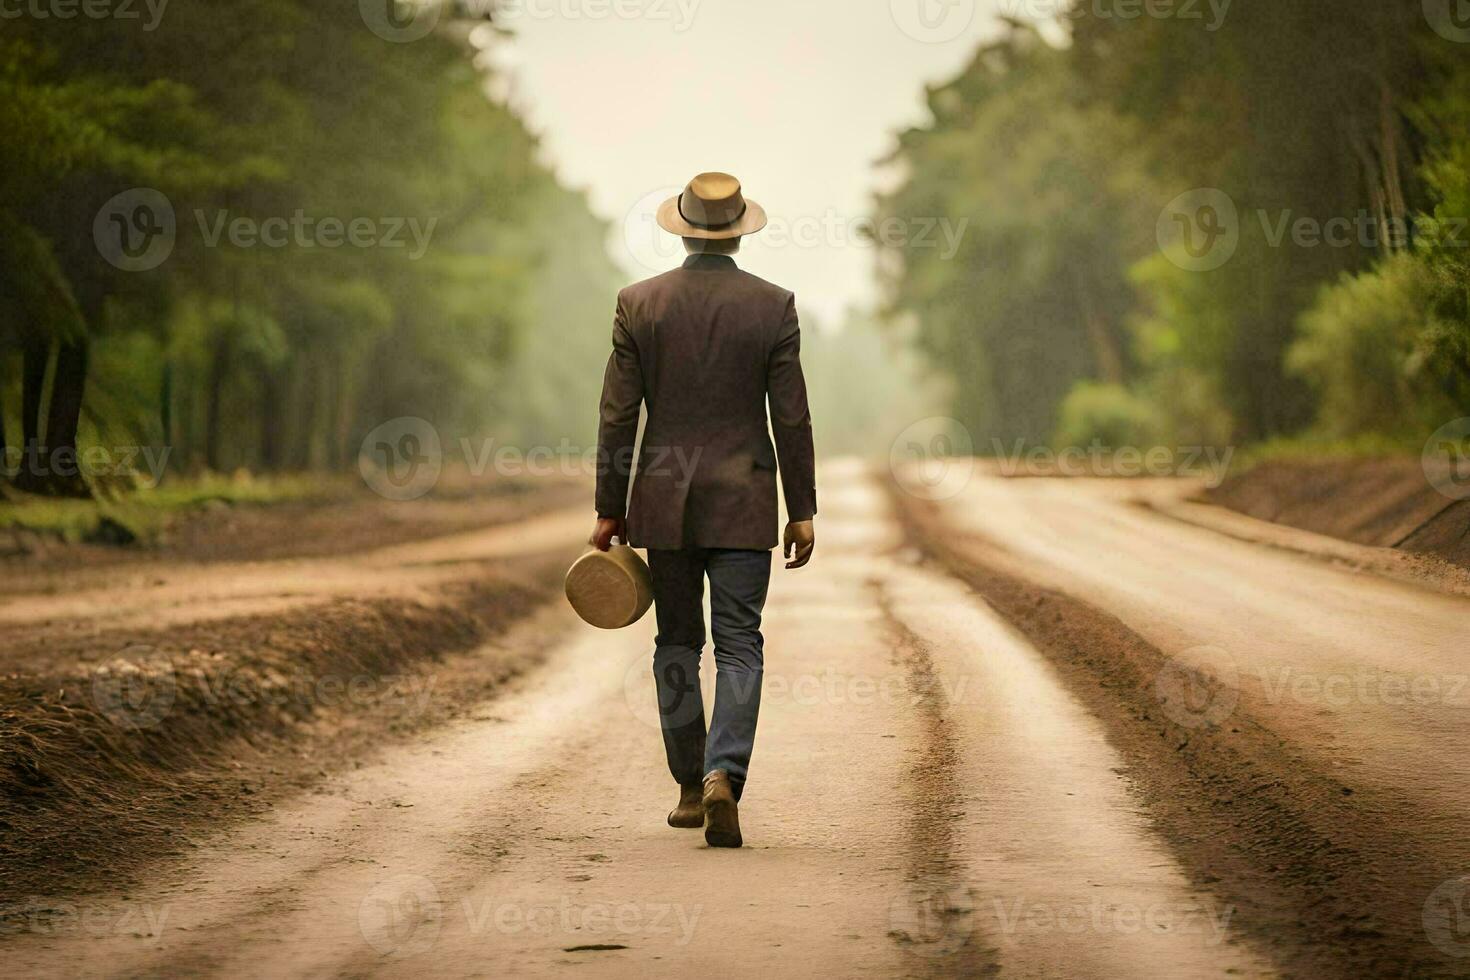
[{"xmin": 681, "ymin": 253, "xmax": 738, "ymax": 271}]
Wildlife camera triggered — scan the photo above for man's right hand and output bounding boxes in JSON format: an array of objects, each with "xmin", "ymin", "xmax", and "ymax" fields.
[
  {"xmin": 589, "ymin": 516, "xmax": 626, "ymax": 552},
  {"xmin": 783, "ymin": 520, "xmax": 815, "ymax": 569}
]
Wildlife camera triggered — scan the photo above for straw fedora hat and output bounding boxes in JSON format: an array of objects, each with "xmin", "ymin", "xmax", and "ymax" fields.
[
  {"xmin": 656, "ymin": 172, "xmax": 768, "ymax": 240},
  {"xmin": 565, "ymin": 544, "xmax": 654, "ymax": 630}
]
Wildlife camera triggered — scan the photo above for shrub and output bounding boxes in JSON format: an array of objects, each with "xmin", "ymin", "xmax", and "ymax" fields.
[
  {"xmin": 1053, "ymin": 381, "xmax": 1165, "ymax": 448},
  {"xmin": 1287, "ymin": 253, "xmax": 1459, "ymax": 439}
]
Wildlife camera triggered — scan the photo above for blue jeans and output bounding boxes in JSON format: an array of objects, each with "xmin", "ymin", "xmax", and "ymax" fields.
[{"xmin": 648, "ymin": 547, "xmax": 771, "ymax": 801}]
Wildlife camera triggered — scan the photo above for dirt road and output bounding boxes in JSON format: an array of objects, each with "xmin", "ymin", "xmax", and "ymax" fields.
[
  {"xmin": 3, "ymin": 463, "xmax": 1279, "ymax": 979},
  {"xmin": 900, "ymin": 468, "xmax": 1470, "ymax": 976}
]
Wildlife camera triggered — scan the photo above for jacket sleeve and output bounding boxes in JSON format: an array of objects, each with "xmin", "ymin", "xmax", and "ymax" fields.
[
  {"xmin": 767, "ymin": 294, "xmax": 817, "ymax": 522},
  {"xmin": 596, "ymin": 293, "xmax": 642, "ymax": 519}
]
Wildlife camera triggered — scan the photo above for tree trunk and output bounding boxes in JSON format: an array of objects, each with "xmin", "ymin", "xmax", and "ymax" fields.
[
  {"xmin": 295, "ymin": 356, "xmax": 321, "ymax": 470},
  {"xmin": 259, "ymin": 368, "xmax": 285, "ymax": 471},
  {"xmin": 1072, "ymin": 267, "xmax": 1124, "ymax": 385},
  {"xmin": 153, "ymin": 360, "xmax": 173, "ymax": 487},
  {"xmin": 334, "ymin": 365, "xmax": 356, "ymax": 471},
  {"xmin": 321, "ymin": 359, "xmax": 341, "ymax": 470},
  {"xmin": 44, "ymin": 340, "xmax": 92, "ymax": 498},
  {"xmin": 0, "ymin": 382, "xmax": 8, "ymax": 488},
  {"xmin": 15, "ymin": 342, "xmax": 52, "ymax": 494},
  {"xmin": 160, "ymin": 360, "xmax": 173, "ymax": 447},
  {"xmin": 204, "ymin": 339, "xmax": 231, "ymax": 473}
]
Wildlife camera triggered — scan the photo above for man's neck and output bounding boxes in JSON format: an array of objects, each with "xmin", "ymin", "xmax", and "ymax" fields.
[{"xmin": 682, "ymin": 253, "xmax": 737, "ymax": 270}]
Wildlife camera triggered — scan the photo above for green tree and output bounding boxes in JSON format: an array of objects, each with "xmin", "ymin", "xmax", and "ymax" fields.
[{"xmin": 1, "ymin": 2, "xmax": 623, "ymax": 494}]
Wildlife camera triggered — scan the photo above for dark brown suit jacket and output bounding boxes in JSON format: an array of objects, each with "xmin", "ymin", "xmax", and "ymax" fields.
[{"xmin": 596, "ymin": 253, "xmax": 817, "ymax": 551}]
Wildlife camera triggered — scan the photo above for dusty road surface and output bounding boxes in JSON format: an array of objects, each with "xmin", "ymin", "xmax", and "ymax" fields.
[
  {"xmin": 3, "ymin": 463, "xmax": 1286, "ymax": 979},
  {"xmin": 0, "ymin": 506, "xmax": 591, "ymax": 632},
  {"xmin": 901, "ymin": 468, "xmax": 1470, "ymax": 977}
]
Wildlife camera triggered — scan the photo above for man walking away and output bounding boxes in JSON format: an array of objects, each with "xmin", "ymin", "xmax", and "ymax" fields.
[{"xmin": 589, "ymin": 172, "xmax": 817, "ymax": 848}]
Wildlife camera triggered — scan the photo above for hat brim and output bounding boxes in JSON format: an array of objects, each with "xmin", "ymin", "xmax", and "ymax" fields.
[
  {"xmin": 565, "ymin": 545, "xmax": 653, "ymax": 630},
  {"xmin": 655, "ymin": 195, "xmax": 768, "ymax": 240}
]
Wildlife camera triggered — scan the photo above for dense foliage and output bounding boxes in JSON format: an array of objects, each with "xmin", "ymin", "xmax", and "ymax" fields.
[
  {"xmin": 875, "ymin": 4, "xmax": 1470, "ymax": 449},
  {"xmin": 0, "ymin": 1, "xmax": 621, "ymax": 496}
]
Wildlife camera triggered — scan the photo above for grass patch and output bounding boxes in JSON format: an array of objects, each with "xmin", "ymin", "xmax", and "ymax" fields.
[
  {"xmin": 0, "ymin": 497, "xmax": 161, "ymax": 544},
  {"xmin": 1225, "ymin": 432, "xmax": 1425, "ymax": 475},
  {"xmin": 0, "ymin": 473, "xmax": 344, "ymax": 545}
]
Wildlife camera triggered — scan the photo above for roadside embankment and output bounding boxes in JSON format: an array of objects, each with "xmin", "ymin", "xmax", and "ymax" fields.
[
  {"xmin": 0, "ymin": 482, "xmax": 590, "ymax": 898},
  {"xmin": 1206, "ymin": 456, "xmax": 1470, "ymax": 570}
]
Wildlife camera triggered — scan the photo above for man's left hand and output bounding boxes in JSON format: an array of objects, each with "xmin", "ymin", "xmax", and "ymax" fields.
[{"xmin": 783, "ymin": 520, "xmax": 815, "ymax": 569}]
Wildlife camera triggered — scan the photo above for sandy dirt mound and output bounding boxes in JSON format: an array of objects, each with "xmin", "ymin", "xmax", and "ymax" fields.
[
  {"xmin": 0, "ymin": 479, "xmax": 592, "ymax": 897},
  {"xmin": 0, "ymin": 554, "xmax": 571, "ymax": 897},
  {"xmin": 1207, "ymin": 457, "xmax": 1470, "ymax": 568}
]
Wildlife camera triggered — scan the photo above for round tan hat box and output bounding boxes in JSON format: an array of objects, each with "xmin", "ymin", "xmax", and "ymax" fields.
[{"xmin": 565, "ymin": 544, "xmax": 654, "ymax": 630}]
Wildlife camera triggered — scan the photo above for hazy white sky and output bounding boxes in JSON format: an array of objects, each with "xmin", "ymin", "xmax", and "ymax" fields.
[{"xmin": 484, "ymin": 0, "xmax": 1024, "ymax": 325}]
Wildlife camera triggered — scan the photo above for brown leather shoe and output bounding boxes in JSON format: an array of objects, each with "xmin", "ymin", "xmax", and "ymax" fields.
[
  {"xmin": 667, "ymin": 784, "xmax": 704, "ymax": 829},
  {"xmin": 702, "ymin": 769, "xmax": 742, "ymax": 848}
]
